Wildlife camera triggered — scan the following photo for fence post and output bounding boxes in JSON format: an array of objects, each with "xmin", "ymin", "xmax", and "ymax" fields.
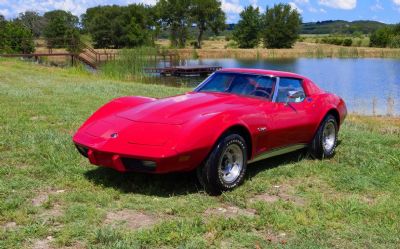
[
  {"xmin": 372, "ymin": 97, "xmax": 377, "ymax": 116},
  {"xmin": 387, "ymin": 96, "xmax": 394, "ymax": 117}
]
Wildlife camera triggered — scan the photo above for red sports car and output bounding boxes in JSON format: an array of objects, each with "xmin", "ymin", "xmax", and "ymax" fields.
[{"xmin": 73, "ymin": 68, "xmax": 347, "ymax": 194}]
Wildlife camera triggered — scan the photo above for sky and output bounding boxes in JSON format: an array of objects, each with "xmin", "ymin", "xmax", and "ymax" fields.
[{"xmin": 0, "ymin": 0, "xmax": 400, "ymax": 24}]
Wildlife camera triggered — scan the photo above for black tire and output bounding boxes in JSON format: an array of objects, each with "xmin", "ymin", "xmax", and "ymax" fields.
[
  {"xmin": 309, "ymin": 114, "xmax": 338, "ymax": 159},
  {"xmin": 197, "ymin": 133, "xmax": 247, "ymax": 195}
]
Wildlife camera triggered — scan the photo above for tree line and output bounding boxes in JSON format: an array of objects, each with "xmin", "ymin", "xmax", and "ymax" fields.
[
  {"xmin": 2, "ymin": 0, "xmax": 398, "ymax": 55},
  {"xmin": 232, "ymin": 4, "xmax": 301, "ymax": 48},
  {"xmin": 370, "ymin": 24, "xmax": 400, "ymax": 48}
]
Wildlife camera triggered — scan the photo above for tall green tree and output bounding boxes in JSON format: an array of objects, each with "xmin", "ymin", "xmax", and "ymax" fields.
[
  {"xmin": 156, "ymin": 0, "xmax": 191, "ymax": 48},
  {"xmin": 0, "ymin": 21, "xmax": 35, "ymax": 54},
  {"xmin": 16, "ymin": 11, "xmax": 47, "ymax": 38},
  {"xmin": 190, "ymin": 0, "xmax": 225, "ymax": 48},
  {"xmin": 370, "ymin": 24, "xmax": 400, "ymax": 48},
  {"xmin": 233, "ymin": 6, "xmax": 261, "ymax": 48},
  {"xmin": 43, "ymin": 10, "xmax": 80, "ymax": 48},
  {"xmin": 0, "ymin": 15, "xmax": 7, "ymax": 51},
  {"xmin": 0, "ymin": 15, "xmax": 5, "ymax": 26},
  {"xmin": 82, "ymin": 4, "xmax": 156, "ymax": 48},
  {"xmin": 370, "ymin": 27, "xmax": 392, "ymax": 48},
  {"xmin": 262, "ymin": 4, "xmax": 302, "ymax": 48}
]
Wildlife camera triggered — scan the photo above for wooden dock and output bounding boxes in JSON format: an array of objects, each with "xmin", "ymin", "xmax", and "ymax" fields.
[{"xmin": 144, "ymin": 65, "xmax": 222, "ymax": 76}]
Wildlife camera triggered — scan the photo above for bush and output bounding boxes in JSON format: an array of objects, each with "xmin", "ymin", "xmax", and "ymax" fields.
[
  {"xmin": 225, "ymin": 40, "xmax": 238, "ymax": 49},
  {"xmin": 389, "ymin": 35, "xmax": 400, "ymax": 48},
  {"xmin": 0, "ymin": 21, "xmax": 35, "ymax": 54},
  {"xmin": 370, "ymin": 27, "xmax": 393, "ymax": 48},
  {"xmin": 343, "ymin": 38, "xmax": 353, "ymax": 47}
]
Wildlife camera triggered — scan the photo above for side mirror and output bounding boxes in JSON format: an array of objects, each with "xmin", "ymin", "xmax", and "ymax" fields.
[{"xmin": 287, "ymin": 90, "xmax": 304, "ymax": 99}]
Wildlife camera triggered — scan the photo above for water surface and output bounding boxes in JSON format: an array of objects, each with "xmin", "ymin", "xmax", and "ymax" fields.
[{"xmin": 154, "ymin": 58, "xmax": 400, "ymax": 115}]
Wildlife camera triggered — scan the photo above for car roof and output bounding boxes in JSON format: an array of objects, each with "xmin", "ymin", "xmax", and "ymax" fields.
[{"xmin": 218, "ymin": 68, "xmax": 307, "ymax": 80}]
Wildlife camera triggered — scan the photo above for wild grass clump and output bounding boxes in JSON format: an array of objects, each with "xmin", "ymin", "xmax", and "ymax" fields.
[{"xmin": 101, "ymin": 47, "xmax": 158, "ymax": 81}]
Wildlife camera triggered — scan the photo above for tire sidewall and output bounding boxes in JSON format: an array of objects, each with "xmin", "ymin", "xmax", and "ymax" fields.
[
  {"xmin": 215, "ymin": 136, "xmax": 247, "ymax": 190},
  {"xmin": 202, "ymin": 134, "xmax": 247, "ymax": 193},
  {"xmin": 320, "ymin": 116, "xmax": 338, "ymax": 158}
]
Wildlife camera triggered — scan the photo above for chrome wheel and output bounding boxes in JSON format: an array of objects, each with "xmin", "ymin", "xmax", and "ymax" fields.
[
  {"xmin": 219, "ymin": 144, "xmax": 244, "ymax": 184},
  {"xmin": 322, "ymin": 121, "xmax": 336, "ymax": 152}
]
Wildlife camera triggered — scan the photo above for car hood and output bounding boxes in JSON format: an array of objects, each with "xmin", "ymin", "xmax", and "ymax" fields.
[{"xmin": 116, "ymin": 92, "xmax": 261, "ymax": 125}]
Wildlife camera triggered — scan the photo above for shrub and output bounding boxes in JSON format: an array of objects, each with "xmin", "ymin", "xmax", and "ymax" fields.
[
  {"xmin": 343, "ymin": 38, "xmax": 353, "ymax": 47},
  {"xmin": 0, "ymin": 21, "xmax": 35, "ymax": 54}
]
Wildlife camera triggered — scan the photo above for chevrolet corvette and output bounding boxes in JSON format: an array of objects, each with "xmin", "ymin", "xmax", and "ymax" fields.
[{"xmin": 73, "ymin": 68, "xmax": 347, "ymax": 194}]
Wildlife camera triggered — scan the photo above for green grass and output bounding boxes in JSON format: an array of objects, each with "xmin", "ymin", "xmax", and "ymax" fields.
[
  {"xmin": 101, "ymin": 47, "xmax": 159, "ymax": 81},
  {"xmin": 0, "ymin": 59, "xmax": 400, "ymax": 248}
]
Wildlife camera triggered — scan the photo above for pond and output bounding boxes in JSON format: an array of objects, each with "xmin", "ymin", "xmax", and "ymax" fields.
[{"xmin": 151, "ymin": 58, "xmax": 400, "ymax": 116}]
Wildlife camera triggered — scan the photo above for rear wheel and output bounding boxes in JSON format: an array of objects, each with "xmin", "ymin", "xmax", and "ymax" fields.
[
  {"xmin": 197, "ymin": 133, "xmax": 247, "ymax": 195},
  {"xmin": 309, "ymin": 114, "xmax": 338, "ymax": 159}
]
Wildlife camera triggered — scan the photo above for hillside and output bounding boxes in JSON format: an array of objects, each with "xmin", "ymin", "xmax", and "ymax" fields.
[{"xmin": 300, "ymin": 20, "xmax": 387, "ymax": 34}]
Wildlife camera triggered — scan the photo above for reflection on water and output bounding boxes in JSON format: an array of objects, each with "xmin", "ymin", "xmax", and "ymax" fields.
[{"xmin": 146, "ymin": 58, "xmax": 400, "ymax": 116}]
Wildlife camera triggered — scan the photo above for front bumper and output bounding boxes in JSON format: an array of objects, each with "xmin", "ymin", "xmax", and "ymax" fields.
[{"xmin": 73, "ymin": 131, "xmax": 204, "ymax": 173}]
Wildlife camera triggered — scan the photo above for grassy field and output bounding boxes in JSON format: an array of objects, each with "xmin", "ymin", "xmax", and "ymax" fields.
[
  {"xmin": 0, "ymin": 59, "xmax": 400, "ymax": 249},
  {"xmin": 155, "ymin": 39, "xmax": 400, "ymax": 59},
  {"xmin": 32, "ymin": 39, "xmax": 400, "ymax": 63}
]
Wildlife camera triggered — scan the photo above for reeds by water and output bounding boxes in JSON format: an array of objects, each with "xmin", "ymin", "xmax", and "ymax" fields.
[{"xmin": 101, "ymin": 47, "xmax": 158, "ymax": 81}]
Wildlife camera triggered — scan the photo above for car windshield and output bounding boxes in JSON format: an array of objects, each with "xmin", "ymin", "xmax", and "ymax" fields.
[{"xmin": 196, "ymin": 72, "xmax": 276, "ymax": 100}]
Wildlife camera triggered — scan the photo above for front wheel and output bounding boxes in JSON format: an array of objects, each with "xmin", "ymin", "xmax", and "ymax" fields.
[
  {"xmin": 309, "ymin": 114, "xmax": 338, "ymax": 159},
  {"xmin": 197, "ymin": 134, "xmax": 247, "ymax": 195}
]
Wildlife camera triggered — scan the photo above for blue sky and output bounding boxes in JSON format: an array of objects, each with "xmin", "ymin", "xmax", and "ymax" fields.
[{"xmin": 0, "ymin": 0, "xmax": 400, "ymax": 23}]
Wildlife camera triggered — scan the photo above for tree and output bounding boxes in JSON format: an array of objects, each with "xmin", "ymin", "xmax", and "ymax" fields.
[
  {"xmin": 156, "ymin": 0, "xmax": 191, "ymax": 48},
  {"xmin": 190, "ymin": 0, "xmax": 225, "ymax": 48},
  {"xmin": 370, "ymin": 27, "xmax": 393, "ymax": 48},
  {"xmin": 43, "ymin": 10, "xmax": 80, "ymax": 48},
  {"xmin": 82, "ymin": 4, "xmax": 156, "ymax": 48},
  {"xmin": 370, "ymin": 24, "xmax": 400, "ymax": 48},
  {"xmin": 261, "ymin": 4, "xmax": 302, "ymax": 48},
  {"xmin": 16, "ymin": 11, "xmax": 47, "ymax": 38},
  {"xmin": 0, "ymin": 15, "xmax": 5, "ymax": 26},
  {"xmin": 233, "ymin": 6, "xmax": 261, "ymax": 48},
  {"xmin": 0, "ymin": 21, "xmax": 35, "ymax": 54}
]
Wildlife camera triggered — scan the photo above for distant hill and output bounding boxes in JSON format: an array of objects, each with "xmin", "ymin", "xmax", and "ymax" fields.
[{"xmin": 300, "ymin": 20, "xmax": 388, "ymax": 34}]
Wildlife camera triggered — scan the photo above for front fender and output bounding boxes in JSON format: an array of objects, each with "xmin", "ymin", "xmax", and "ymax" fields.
[
  {"xmin": 173, "ymin": 109, "xmax": 264, "ymax": 168},
  {"xmin": 78, "ymin": 96, "xmax": 156, "ymax": 131}
]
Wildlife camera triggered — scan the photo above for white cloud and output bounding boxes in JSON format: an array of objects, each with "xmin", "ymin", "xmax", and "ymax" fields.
[
  {"xmin": 221, "ymin": 0, "xmax": 243, "ymax": 14},
  {"xmin": 393, "ymin": 0, "xmax": 400, "ymax": 5},
  {"xmin": 308, "ymin": 6, "xmax": 326, "ymax": 13},
  {"xmin": 0, "ymin": 8, "xmax": 10, "ymax": 16},
  {"xmin": 371, "ymin": 0, "xmax": 383, "ymax": 11},
  {"xmin": 289, "ymin": 2, "xmax": 303, "ymax": 13},
  {"xmin": 318, "ymin": 0, "xmax": 356, "ymax": 10},
  {"xmin": 126, "ymin": 0, "xmax": 157, "ymax": 5},
  {"xmin": 294, "ymin": 0, "xmax": 309, "ymax": 4}
]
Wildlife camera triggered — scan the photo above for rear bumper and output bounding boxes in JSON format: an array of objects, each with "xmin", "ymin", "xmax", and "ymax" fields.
[{"xmin": 73, "ymin": 132, "xmax": 205, "ymax": 173}]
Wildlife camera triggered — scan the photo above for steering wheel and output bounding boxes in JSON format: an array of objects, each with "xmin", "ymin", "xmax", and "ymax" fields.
[{"xmin": 249, "ymin": 88, "xmax": 271, "ymax": 99}]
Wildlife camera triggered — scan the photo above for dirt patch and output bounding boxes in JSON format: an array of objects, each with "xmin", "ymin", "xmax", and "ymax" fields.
[
  {"xmin": 31, "ymin": 236, "xmax": 54, "ymax": 249},
  {"xmin": 32, "ymin": 189, "xmax": 66, "ymax": 207},
  {"xmin": 259, "ymin": 230, "xmax": 288, "ymax": 245},
  {"xmin": 361, "ymin": 196, "xmax": 376, "ymax": 205},
  {"xmin": 2, "ymin": 221, "xmax": 17, "ymax": 230},
  {"xmin": 30, "ymin": 116, "xmax": 47, "ymax": 121},
  {"xmin": 40, "ymin": 204, "xmax": 64, "ymax": 227},
  {"xmin": 250, "ymin": 184, "xmax": 306, "ymax": 206},
  {"xmin": 104, "ymin": 209, "xmax": 160, "ymax": 230},
  {"xmin": 204, "ymin": 205, "xmax": 256, "ymax": 218}
]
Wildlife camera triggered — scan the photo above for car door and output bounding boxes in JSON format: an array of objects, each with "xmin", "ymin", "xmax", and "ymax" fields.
[{"xmin": 264, "ymin": 77, "xmax": 316, "ymax": 149}]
